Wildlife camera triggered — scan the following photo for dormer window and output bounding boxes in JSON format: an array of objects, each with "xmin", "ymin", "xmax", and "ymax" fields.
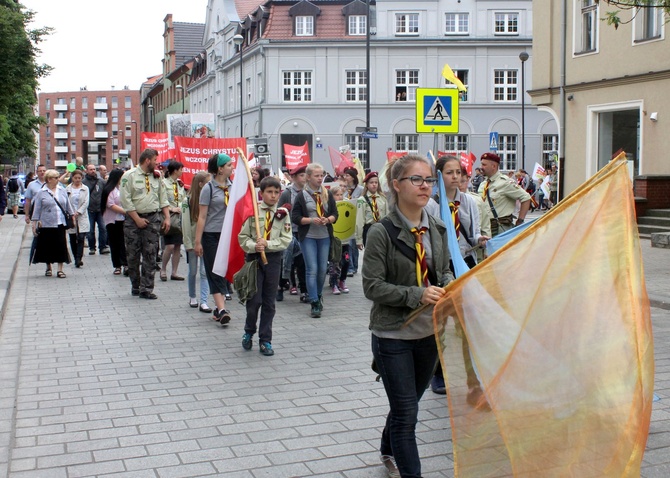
[
  {"xmin": 349, "ymin": 15, "xmax": 366, "ymax": 35},
  {"xmin": 395, "ymin": 13, "xmax": 419, "ymax": 36},
  {"xmin": 296, "ymin": 15, "xmax": 314, "ymax": 36},
  {"xmin": 290, "ymin": 1, "xmax": 320, "ymax": 37}
]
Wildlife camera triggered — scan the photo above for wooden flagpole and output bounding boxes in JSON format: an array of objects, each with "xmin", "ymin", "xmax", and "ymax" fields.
[{"xmin": 237, "ymin": 147, "xmax": 267, "ymax": 265}]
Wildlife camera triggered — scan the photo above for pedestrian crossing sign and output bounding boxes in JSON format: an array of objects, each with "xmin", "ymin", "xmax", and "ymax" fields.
[{"xmin": 415, "ymin": 88, "xmax": 459, "ymax": 133}]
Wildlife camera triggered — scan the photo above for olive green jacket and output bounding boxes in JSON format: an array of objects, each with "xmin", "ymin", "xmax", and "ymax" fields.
[{"xmin": 362, "ymin": 209, "xmax": 454, "ymax": 332}]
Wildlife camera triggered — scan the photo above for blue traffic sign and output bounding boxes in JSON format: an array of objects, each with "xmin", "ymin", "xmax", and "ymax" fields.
[
  {"xmin": 361, "ymin": 132, "xmax": 378, "ymax": 139},
  {"xmin": 489, "ymin": 132, "xmax": 499, "ymax": 151},
  {"xmin": 415, "ymin": 88, "xmax": 460, "ymax": 133}
]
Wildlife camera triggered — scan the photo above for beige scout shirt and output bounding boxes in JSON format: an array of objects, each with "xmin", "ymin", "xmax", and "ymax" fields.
[
  {"xmin": 355, "ymin": 193, "xmax": 388, "ymax": 245},
  {"xmin": 120, "ymin": 167, "xmax": 169, "ymax": 214},
  {"xmin": 163, "ymin": 176, "xmax": 186, "ymax": 209},
  {"xmin": 477, "ymin": 171, "xmax": 531, "ymax": 218},
  {"xmin": 238, "ymin": 202, "xmax": 293, "ymax": 254}
]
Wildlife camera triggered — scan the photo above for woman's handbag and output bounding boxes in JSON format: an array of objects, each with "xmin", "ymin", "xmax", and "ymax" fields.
[
  {"xmin": 161, "ymin": 212, "xmax": 182, "ymax": 236},
  {"xmin": 52, "ymin": 194, "xmax": 75, "ymax": 229}
]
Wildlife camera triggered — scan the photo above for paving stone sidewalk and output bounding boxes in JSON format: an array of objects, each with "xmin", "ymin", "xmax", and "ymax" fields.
[{"xmin": 0, "ymin": 217, "xmax": 668, "ymax": 477}]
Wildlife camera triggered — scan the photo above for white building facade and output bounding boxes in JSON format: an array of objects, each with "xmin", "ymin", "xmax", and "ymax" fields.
[{"xmin": 189, "ymin": 0, "xmax": 557, "ymax": 174}]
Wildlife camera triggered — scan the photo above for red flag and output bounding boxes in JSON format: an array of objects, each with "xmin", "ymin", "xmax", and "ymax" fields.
[
  {"xmin": 328, "ymin": 146, "xmax": 355, "ymax": 176},
  {"xmin": 386, "ymin": 151, "xmax": 407, "ymax": 162},
  {"xmin": 212, "ymin": 157, "xmax": 255, "ymax": 283},
  {"xmin": 460, "ymin": 152, "xmax": 476, "ymax": 176},
  {"xmin": 284, "ymin": 142, "xmax": 310, "ymax": 171}
]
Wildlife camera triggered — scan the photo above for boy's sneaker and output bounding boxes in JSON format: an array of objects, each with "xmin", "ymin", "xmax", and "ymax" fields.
[
  {"xmin": 276, "ymin": 288, "xmax": 284, "ymax": 302},
  {"xmin": 332, "ymin": 285, "xmax": 341, "ymax": 295},
  {"xmin": 310, "ymin": 302, "xmax": 321, "ymax": 318},
  {"xmin": 338, "ymin": 280, "xmax": 349, "ymax": 293},
  {"xmin": 242, "ymin": 333, "xmax": 253, "ymax": 350},
  {"xmin": 259, "ymin": 342, "xmax": 274, "ymax": 356},
  {"xmin": 290, "ymin": 287, "xmax": 298, "ymax": 295}
]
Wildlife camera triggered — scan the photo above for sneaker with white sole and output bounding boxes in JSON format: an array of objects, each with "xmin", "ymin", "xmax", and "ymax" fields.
[
  {"xmin": 380, "ymin": 455, "xmax": 400, "ymax": 478},
  {"xmin": 332, "ymin": 285, "xmax": 341, "ymax": 295},
  {"xmin": 337, "ymin": 280, "xmax": 349, "ymax": 293},
  {"xmin": 242, "ymin": 333, "xmax": 253, "ymax": 350}
]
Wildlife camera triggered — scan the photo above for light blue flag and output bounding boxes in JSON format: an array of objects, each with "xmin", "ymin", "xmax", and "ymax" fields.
[
  {"xmin": 437, "ymin": 175, "xmax": 470, "ymax": 278},
  {"xmin": 485, "ymin": 218, "xmax": 537, "ymax": 255}
]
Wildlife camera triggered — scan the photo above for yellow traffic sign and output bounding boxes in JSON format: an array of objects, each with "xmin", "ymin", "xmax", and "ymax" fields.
[{"xmin": 415, "ymin": 88, "xmax": 459, "ymax": 133}]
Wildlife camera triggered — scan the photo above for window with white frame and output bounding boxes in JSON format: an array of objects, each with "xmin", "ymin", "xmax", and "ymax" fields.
[
  {"xmin": 283, "ymin": 71, "xmax": 312, "ymax": 102},
  {"xmin": 445, "ymin": 69, "xmax": 469, "ymax": 102},
  {"xmin": 494, "ymin": 12, "xmax": 519, "ymax": 35},
  {"xmin": 493, "ymin": 70, "xmax": 518, "ymax": 102},
  {"xmin": 576, "ymin": 0, "xmax": 598, "ymax": 53},
  {"xmin": 345, "ymin": 134, "xmax": 368, "ymax": 168},
  {"xmin": 395, "ymin": 134, "xmax": 419, "ymax": 153},
  {"xmin": 295, "ymin": 16, "xmax": 314, "ymax": 36},
  {"xmin": 634, "ymin": 4, "xmax": 663, "ymax": 42},
  {"xmin": 395, "ymin": 13, "xmax": 419, "ymax": 35},
  {"xmin": 444, "ymin": 135, "xmax": 469, "ymax": 154},
  {"xmin": 445, "ymin": 12, "xmax": 469, "ymax": 35},
  {"xmin": 395, "ymin": 70, "xmax": 419, "ymax": 102},
  {"xmin": 542, "ymin": 134, "xmax": 559, "ymax": 165},
  {"xmin": 345, "ymin": 71, "xmax": 367, "ymax": 102},
  {"xmin": 348, "ymin": 15, "xmax": 366, "ymax": 35},
  {"xmin": 497, "ymin": 135, "xmax": 518, "ymax": 170}
]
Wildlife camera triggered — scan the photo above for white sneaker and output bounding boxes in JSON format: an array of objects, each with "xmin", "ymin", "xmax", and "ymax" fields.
[
  {"xmin": 189, "ymin": 297, "xmax": 198, "ymax": 308},
  {"xmin": 380, "ymin": 455, "xmax": 400, "ymax": 478}
]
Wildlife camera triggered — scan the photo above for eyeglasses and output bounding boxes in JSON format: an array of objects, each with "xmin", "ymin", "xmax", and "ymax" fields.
[{"xmin": 399, "ymin": 176, "xmax": 438, "ymax": 187}]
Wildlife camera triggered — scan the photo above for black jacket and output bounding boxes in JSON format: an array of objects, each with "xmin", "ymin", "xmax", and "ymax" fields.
[{"xmin": 290, "ymin": 189, "xmax": 338, "ymax": 241}]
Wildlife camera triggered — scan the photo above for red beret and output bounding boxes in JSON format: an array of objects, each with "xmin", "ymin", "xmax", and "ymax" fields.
[
  {"xmin": 481, "ymin": 152, "xmax": 501, "ymax": 164},
  {"xmin": 363, "ymin": 171, "xmax": 378, "ymax": 183}
]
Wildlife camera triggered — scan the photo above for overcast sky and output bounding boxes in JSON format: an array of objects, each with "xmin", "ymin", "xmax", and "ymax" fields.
[{"xmin": 21, "ymin": 0, "xmax": 209, "ymax": 93}]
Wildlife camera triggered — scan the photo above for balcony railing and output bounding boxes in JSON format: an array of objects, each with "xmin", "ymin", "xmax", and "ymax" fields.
[
  {"xmin": 53, "ymin": 132, "xmax": 68, "ymax": 139},
  {"xmin": 54, "ymin": 104, "xmax": 68, "ymax": 112},
  {"xmin": 93, "ymin": 103, "xmax": 108, "ymax": 110},
  {"xmin": 54, "ymin": 146, "xmax": 68, "ymax": 153},
  {"xmin": 94, "ymin": 117, "xmax": 109, "ymax": 124},
  {"xmin": 94, "ymin": 131, "xmax": 109, "ymax": 139},
  {"xmin": 53, "ymin": 118, "xmax": 68, "ymax": 125}
]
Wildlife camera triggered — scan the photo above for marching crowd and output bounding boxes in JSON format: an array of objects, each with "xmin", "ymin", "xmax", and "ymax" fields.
[{"xmin": 5, "ymin": 149, "xmax": 542, "ymax": 478}]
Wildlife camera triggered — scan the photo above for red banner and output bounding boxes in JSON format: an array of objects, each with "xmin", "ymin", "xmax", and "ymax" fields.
[
  {"xmin": 140, "ymin": 132, "xmax": 173, "ymax": 163},
  {"xmin": 284, "ymin": 142, "xmax": 310, "ymax": 172},
  {"xmin": 460, "ymin": 152, "xmax": 477, "ymax": 176},
  {"xmin": 174, "ymin": 136, "xmax": 247, "ymax": 186}
]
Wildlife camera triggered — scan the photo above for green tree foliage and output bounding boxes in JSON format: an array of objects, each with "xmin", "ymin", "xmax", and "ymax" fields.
[
  {"xmin": 0, "ymin": 0, "xmax": 52, "ymax": 161},
  {"xmin": 603, "ymin": 1, "xmax": 670, "ymax": 29}
]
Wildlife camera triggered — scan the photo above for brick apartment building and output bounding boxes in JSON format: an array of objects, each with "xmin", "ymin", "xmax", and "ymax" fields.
[{"xmin": 38, "ymin": 89, "xmax": 141, "ymax": 170}]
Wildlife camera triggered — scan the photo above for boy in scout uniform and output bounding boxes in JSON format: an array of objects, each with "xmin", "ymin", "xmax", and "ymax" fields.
[
  {"xmin": 120, "ymin": 148, "xmax": 170, "ymax": 299},
  {"xmin": 239, "ymin": 177, "xmax": 293, "ymax": 356},
  {"xmin": 477, "ymin": 152, "xmax": 531, "ymax": 237}
]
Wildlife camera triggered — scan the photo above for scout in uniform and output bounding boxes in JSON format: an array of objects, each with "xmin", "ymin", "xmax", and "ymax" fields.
[
  {"xmin": 476, "ymin": 152, "xmax": 531, "ymax": 237},
  {"xmin": 239, "ymin": 177, "xmax": 293, "ymax": 356},
  {"xmin": 355, "ymin": 171, "xmax": 388, "ymax": 249},
  {"xmin": 120, "ymin": 148, "xmax": 170, "ymax": 299}
]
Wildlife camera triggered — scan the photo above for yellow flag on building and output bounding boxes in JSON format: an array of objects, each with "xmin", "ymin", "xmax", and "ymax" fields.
[
  {"xmin": 442, "ymin": 64, "xmax": 467, "ymax": 92},
  {"xmin": 434, "ymin": 153, "xmax": 653, "ymax": 477}
]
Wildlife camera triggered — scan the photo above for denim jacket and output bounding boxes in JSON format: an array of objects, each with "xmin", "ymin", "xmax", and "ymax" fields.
[{"xmin": 362, "ymin": 208, "xmax": 454, "ymax": 331}]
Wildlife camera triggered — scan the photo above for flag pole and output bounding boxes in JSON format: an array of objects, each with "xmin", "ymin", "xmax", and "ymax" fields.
[{"xmin": 237, "ymin": 147, "xmax": 267, "ymax": 265}]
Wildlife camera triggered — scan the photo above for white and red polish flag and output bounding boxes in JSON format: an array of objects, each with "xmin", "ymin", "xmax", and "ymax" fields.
[{"xmin": 213, "ymin": 155, "xmax": 255, "ymax": 283}]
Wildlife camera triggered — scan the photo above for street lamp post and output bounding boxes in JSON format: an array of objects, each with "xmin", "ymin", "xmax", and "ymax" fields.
[
  {"xmin": 148, "ymin": 104, "xmax": 154, "ymax": 132},
  {"xmin": 175, "ymin": 84, "xmax": 185, "ymax": 114},
  {"xmin": 233, "ymin": 34, "xmax": 244, "ymax": 138},
  {"xmin": 365, "ymin": 0, "xmax": 371, "ymax": 168},
  {"xmin": 131, "ymin": 120, "xmax": 138, "ymax": 156},
  {"xmin": 519, "ymin": 51, "xmax": 529, "ymax": 171}
]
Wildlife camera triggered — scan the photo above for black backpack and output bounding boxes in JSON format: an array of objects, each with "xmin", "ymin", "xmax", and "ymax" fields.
[{"xmin": 8, "ymin": 177, "xmax": 19, "ymax": 193}]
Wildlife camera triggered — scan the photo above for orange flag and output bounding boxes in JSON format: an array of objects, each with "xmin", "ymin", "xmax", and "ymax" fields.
[{"xmin": 434, "ymin": 152, "xmax": 653, "ymax": 477}]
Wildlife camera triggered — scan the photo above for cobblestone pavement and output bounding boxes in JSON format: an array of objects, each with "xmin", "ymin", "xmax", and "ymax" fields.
[{"xmin": 0, "ymin": 216, "xmax": 668, "ymax": 477}]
